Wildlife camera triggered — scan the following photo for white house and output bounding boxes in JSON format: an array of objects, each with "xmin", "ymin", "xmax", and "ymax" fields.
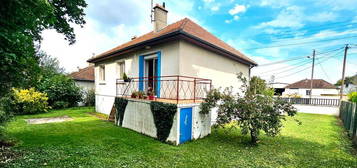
[
  {"xmin": 87, "ymin": 4, "xmax": 256, "ymax": 144},
  {"xmin": 69, "ymin": 66, "xmax": 95, "ymax": 92},
  {"xmin": 283, "ymin": 79, "xmax": 339, "ymax": 98}
]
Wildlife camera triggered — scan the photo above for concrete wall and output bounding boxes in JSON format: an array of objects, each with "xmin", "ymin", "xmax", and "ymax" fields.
[
  {"xmin": 283, "ymin": 88, "xmax": 340, "ymax": 98},
  {"xmin": 293, "ymin": 104, "xmax": 339, "ymax": 116},
  {"xmin": 121, "ymin": 99, "xmax": 179, "ymax": 143},
  {"xmin": 116, "ymin": 100, "xmax": 210, "ymax": 145},
  {"xmin": 178, "ymin": 40, "xmax": 250, "ymax": 93}
]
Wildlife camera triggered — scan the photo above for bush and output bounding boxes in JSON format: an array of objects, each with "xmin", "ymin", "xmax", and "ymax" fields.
[
  {"xmin": 83, "ymin": 89, "xmax": 95, "ymax": 106},
  {"xmin": 38, "ymin": 74, "xmax": 82, "ymax": 109},
  {"xmin": 0, "ymin": 109, "xmax": 13, "ymax": 141},
  {"xmin": 1, "ymin": 88, "xmax": 50, "ymax": 115},
  {"xmin": 347, "ymin": 92, "xmax": 357, "ymax": 103}
]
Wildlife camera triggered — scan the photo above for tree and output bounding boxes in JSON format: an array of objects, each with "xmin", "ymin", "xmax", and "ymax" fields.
[
  {"xmin": 38, "ymin": 51, "xmax": 65, "ymax": 76},
  {"xmin": 0, "ymin": 0, "xmax": 87, "ymax": 97},
  {"xmin": 335, "ymin": 75, "xmax": 357, "ymax": 86},
  {"xmin": 201, "ymin": 73, "xmax": 299, "ymax": 144}
]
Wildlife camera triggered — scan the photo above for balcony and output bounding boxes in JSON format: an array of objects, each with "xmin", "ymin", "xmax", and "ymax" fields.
[{"xmin": 116, "ymin": 75, "xmax": 212, "ymax": 104}]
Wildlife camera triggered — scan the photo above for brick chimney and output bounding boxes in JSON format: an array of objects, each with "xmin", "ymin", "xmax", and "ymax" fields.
[{"xmin": 153, "ymin": 3, "xmax": 168, "ymax": 32}]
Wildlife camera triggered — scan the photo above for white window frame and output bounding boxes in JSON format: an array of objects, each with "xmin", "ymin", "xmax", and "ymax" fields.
[
  {"xmin": 117, "ymin": 61, "xmax": 125, "ymax": 79},
  {"xmin": 99, "ymin": 65, "xmax": 105, "ymax": 81}
]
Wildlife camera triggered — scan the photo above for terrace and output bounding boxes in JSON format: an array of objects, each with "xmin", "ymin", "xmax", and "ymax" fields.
[{"xmin": 116, "ymin": 75, "xmax": 212, "ymax": 104}]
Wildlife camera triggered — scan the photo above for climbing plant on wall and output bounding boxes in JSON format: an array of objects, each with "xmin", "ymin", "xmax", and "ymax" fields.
[
  {"xmin": 150, "ymin": 102, "xmax": 177, "ymax": 142},
  {"xmin": 114, "ymin": 97, "xmax": 128, "ymax": 126}
]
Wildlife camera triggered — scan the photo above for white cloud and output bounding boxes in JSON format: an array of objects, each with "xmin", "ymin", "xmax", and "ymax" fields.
[
  {"xmin": 255, "ymin": 6, "xmax": 304, "ymax": 29},
  {"xmin": 225, "ymin": 20, "xmax": 232, "ymax": 24},
  {"xmin": 307, "ymin": 12, "xmax": 338, "ymax": 22},
  {"xmin": 210, "ymin": 5, "xmax": 219, "ymax": 11},
  {"xmin": 229, "ymin": 4, "xmax": 246, "ymax": 15},
  {"xmin": 259, "ymin": 0, "xmax": 291, "ymax": 8},
  {"xmin": 314, "ymin": 0, "xmax": 357, "ymax": 11},
  {"xmin": 40, "ymin": 0, "xmax": 203, "ymax": 72},
  {"xmin": 233, "ymin": 15, "xmax": 239, "ymax": 20}
]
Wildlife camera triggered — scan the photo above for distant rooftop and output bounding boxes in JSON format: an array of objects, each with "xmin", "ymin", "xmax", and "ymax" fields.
[{"xmin": 285, "ymin": 79, "xmax": 337, "ymax": 89}]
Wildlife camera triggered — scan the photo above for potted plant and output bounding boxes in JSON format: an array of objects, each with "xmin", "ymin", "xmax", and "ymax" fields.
[
  {"xmin": 137, "ymin": 91, "xmax": 146, "ymax": 99},
  {"xmin": 147, "ymin": 87, "xmax": 155, "ymax": 100},
  {"xmin": 131, "ymin": 91, "xmax": 138, "ymax": 98},
  {"xmin": 123, "ymin": 73, "xmax": 131, "ymax": 82}
]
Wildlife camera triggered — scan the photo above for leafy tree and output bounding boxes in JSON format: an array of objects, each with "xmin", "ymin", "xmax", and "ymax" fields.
[
  {"xmin": 38, "ymin": 51, "xmax": 65, "ymax": 76},
  {"xmin": 201, "ymin": 73, "xmax": 299, "ymax": 144},
  {"xmin": 335, "ymin": 75, "xmax": 357, "ymax": 86},
  {"xmin": 38, "ymin": 74, "xmax": 82, "ymax": 109},
  {"xmin": 0, "ymin": 0, "xmax": 87, "ymax": 97}
]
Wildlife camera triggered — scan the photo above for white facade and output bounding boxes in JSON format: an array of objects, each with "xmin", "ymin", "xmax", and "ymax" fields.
[
  {"xmin": 94, "ymin": 40, "xmax": 250, "ymax": 115},
  {"xmin": 283, "ymin": 88, "xmax": 340, "ymax": 98},
  {"xmin": 75, "ymin": 80, "xmax": 94, "ymax": 92}
]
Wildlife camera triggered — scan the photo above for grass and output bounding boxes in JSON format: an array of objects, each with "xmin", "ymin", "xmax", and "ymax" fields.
[{"xmin": 2, "ymin": 107, "xmax": 357, "ymax": 167}]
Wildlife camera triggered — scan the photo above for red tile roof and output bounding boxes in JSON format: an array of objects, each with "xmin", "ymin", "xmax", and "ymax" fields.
[
  {"xmin": 69, "ymin": 66, "xmax": 94, "ymax": 82},
  {"xmin": 285, "ymin": 79, "xmax": 337, "ymax": 89},
  {"xmin": 88, "ymin": 18, "xmax": 256, "ymax": 65}
]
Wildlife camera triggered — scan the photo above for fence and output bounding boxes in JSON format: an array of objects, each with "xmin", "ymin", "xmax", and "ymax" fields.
[
  {"xmin": 281, "ymin": 98, "xmax": 340, "ymax": 106},
  {"xmin": 116, "ymin": 75, "xmax": 212, "ymax": 103},
  {"xmin": 339, "ymin": 101, "xmax": 357, "ymax": 145}
]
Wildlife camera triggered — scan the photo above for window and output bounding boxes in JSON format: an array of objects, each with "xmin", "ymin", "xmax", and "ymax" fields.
[
  {"xmin": 306, "ymin": 90, "xmax": 311, "ymax": 96},
  {"xmin": 99, "ymin": 65, "xmax": 105, "ymax": 81},
  {"xmin": 117, "ymin": 62, "xmax": 125, "ymax": 79}
]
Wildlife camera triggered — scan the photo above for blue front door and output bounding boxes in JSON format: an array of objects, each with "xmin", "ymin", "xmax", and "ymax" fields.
[{"xmin": 180, "ymin": 108, "xmax": 192, "ymax": 144}]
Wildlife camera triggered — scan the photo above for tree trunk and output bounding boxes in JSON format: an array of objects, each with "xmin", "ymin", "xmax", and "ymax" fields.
[{"xmin": 250, "ymin": 130, "xmax": 258, "ymax": 144}]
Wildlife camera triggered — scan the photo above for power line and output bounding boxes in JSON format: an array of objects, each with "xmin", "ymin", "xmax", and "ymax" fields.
[
  {"xmin": 259, "ymin": 58, "xmax": 311, "ymax": 75},
  {"xmin": 256, "ymin": 46, "xmax": 345, "ymax": 67},
  {"xmin": 318, "ymin": 63, "xmax": 332, "ymax": 82},
  {"xmin": 272, "ymin": 49, "xmax": 344, "ymax": 80},
  {"xmin": 245, "ymin": 35, "xmax": 357, "ymax": 50}
]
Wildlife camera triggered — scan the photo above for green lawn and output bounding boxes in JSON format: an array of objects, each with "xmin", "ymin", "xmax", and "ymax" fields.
[{"xmin": 2, "ymin": 107, "xmax": 356, "ymax": 167}]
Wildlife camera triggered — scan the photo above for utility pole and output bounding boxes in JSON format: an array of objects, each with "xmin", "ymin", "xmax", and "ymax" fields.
[
  {"xmin": 339, "ymin": 44, "xmax": 349, "ymax": 101},
  {"xmin": 310, "ymin": 49, "xmax": 316, "ymax": 99}
]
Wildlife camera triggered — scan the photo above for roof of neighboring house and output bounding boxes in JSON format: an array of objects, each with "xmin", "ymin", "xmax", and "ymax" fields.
[
  {"xmin": 285, "ymin": 79, "xmax": 337, "ymax": 89},
  {"xmin": 69, "ymin": 66, "xmax": 94, "ymax": 82},
  {"xmin": 87, "ymin": 18, "xmax": 257, "ymax": 66}
]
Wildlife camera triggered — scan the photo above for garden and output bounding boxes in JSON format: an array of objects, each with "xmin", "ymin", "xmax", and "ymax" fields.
[{"xmin": 0, "ymin": 107, "xmax": 356, "ymax": 167}]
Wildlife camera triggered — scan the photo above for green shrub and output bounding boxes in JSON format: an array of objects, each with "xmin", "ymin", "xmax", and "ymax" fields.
[
  {"xmin": 0, "ymin": 109, "xmax": 13, "ymax": 141},
  {"xmin": 150, "ymin": 102, "xmax": 177, "ymax": 142},
  {"xmin": 38, "ymin": 74, "xmax": 82, "ymax": 109},
  {"xmin": 84, "ymin": 89, "xmax": 95, "ymax": 106},
  {"xmin": 1, "ymin": 88, "xmax": 50, "ymax": 115},
  {"xmin": 114, "ymin": 98, "xmax": 128, "ymax": 126},
  {"xmin": 347, "ymin": 92, "xmax": 357, "ymax": 103}
]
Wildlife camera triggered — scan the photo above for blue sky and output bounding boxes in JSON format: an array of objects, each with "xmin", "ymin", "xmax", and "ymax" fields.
[{"xmin": 41, "ymin": 0, "xmax": 357, "ymax": 84}]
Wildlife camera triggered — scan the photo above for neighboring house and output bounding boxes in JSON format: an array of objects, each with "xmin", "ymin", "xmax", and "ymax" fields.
[
  {"xmin": 69, "ymin": 66, "xmax": 95, "ymax": 92},
  {"xmin": 283, "ymin": 79, "xmax": 339, "ymax": 98},
  {"xmin": 87, "ymin": 4, "xmax": 256, "ymax": 144},
  {"xmin": 342, "ymin": 83, "xmax": 357, "ymax": 94},
  {"xmin": 268, "ymin": 82, "xmax": 288, "ymax": 96}
]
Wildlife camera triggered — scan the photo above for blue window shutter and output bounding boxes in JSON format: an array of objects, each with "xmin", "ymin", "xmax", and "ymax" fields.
[
  {"xmin": 156, "ymin": 51, "xmax": 161, "ymax": 97},
  {"xmin": 139, "ymin": 55, "xmax": 144, "ymax": 91}
]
